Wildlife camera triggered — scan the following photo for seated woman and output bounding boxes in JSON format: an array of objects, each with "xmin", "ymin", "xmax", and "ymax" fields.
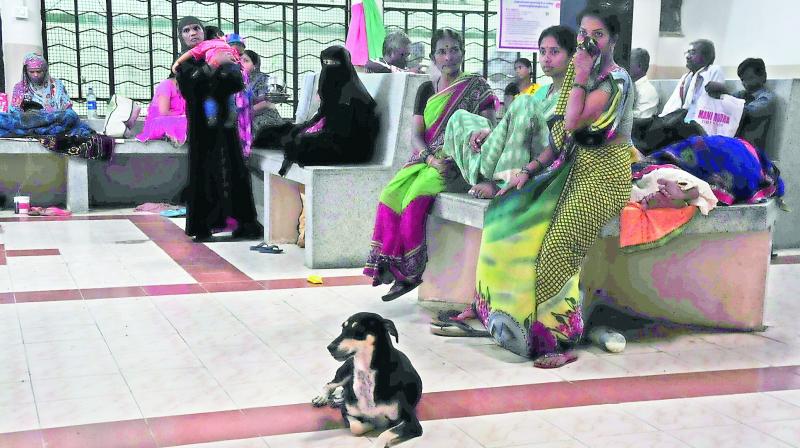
[
  {"xmin": 433, "ymin": 5, "xmax": 635, "ymax": 369},
  {"xmin": 10, "ymin": 53, "xmax": 72, "ymax": 113},
  {"xmin": 363, "ymin": 28, "xmax": 498, "ymax": 301},
  {"xmin": 1, "ymin": 52, "xmax": 94, "ymax": 140},
  {"xmin": 255, "ymin": 45, "xmax": 378, "ymax": 175},
  {"xmin": 136, "ymin": 73, "xmax": 187, "ymax": 145},
  {"xmin": 442, "ymin": 26, "xmax": 576, "ymax": 199},
  {"xmin": 240, "ymin": 49, "xmax": 286, "ymax": 137},
  {"xmin": 507, "ymin": 57, "xmax": 540, "ymax": 96},
  {"xmin": 633, "ymin": 135, "xmax": 784, "ymax": 206}
]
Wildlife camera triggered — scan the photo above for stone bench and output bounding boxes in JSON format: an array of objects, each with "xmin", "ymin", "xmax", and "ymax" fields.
[
  {"xmin": 0, "ymin": 121, "xmax": 188, "ymax": 212},
  {"xmin": 249, "ymin": 72, "xmax": 427, "ymax": 268},
  {"xmin": 421, "ymin": 192, "xmax": 777, "ymax": 331}
]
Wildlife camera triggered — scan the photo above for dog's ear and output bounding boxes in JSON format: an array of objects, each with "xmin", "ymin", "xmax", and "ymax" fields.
[{"xmin": 383, "ymin": 318, "xmax": 399, "ymax": 343}]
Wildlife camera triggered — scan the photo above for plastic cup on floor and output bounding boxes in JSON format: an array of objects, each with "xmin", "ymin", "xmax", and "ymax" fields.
[{"xmin": 14, "ymin": 196, "xmax": 30, "ymax": 215}]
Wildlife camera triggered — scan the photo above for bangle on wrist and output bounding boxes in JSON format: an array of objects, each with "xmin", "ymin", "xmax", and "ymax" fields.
[
  {"xmin": 521, "ymin": 159, "xmax": 540, "ymax": 176},
  {"xmin": 572, "ymin": 82, "xmax": 588, "ymax": 92}
]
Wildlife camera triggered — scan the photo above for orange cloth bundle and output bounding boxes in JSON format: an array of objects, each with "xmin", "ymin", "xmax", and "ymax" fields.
[{"xmin": 619, "ymin": 202, "xmax": 697, "ymax": 252}]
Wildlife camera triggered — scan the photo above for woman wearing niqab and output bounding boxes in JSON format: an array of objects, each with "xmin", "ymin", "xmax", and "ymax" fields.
[{"xmin": 256, "ymin": 45, "xmax": 379, "ymax": 175}]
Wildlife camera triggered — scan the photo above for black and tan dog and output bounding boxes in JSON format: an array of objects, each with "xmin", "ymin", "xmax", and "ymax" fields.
[{"xmin": 312, "ymin": 312, "xmax": 423, "ymax": 447}]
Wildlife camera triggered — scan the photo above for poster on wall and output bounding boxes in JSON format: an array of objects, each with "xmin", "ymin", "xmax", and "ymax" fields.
[{"xmin": 497, "ymin": 0, "xmax": 561, "ymax": 51}]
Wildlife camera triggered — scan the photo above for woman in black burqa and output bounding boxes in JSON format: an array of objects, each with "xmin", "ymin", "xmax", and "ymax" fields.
[
  {"xmin": 255, "ymin": 45, "xmax": 379, "ymax": 176},
  {"xmin": 174, "ymin": 16, "xmax": 262, "ymax": 242}
]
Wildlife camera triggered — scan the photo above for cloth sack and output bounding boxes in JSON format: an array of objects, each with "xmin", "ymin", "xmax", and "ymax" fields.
[
  {"xmin": 103, "ymin": 95, "xmax": 140, "ymax": 138},
  {"xmin": 692, "ymin": 93, "xmax": 745, "ymax": 137}
]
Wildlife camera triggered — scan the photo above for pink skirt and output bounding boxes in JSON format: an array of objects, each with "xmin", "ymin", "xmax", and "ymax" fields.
[{"xmin": 136, "ymin": 115, "xmax": 187, "ymax": 145}]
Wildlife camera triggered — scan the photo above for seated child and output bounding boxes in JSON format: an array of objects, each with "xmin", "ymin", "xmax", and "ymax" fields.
[
  {"xmin": 502, "ymin": 82, "xmax": 520, "ymax": 117},
  {"xmin": 172, "ymin": 25, "xmax": 239, "ymax": 128}
]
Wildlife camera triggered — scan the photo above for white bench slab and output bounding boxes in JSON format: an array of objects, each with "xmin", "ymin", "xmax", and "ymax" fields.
[
  {"xmin": 423, "ymin": 193, "xmax": 777, "ymax": 330},
  {"xmin": 0, "ymin": 124, "xmax": 187, "ymax": 212}
]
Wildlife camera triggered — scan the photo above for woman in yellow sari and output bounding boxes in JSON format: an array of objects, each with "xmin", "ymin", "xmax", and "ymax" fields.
[{"xmin": 434, "ymin": 4, "xmax": 635, "ymax": 369}]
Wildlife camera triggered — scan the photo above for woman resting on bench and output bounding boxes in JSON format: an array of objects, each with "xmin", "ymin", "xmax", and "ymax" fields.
[
  {"xmin": 441, "ymin": 25, "xmax": 576, "ymax": 199},
  {"xmin": 254, "ymin": 45, "xmax": 379, "ymax": 176},
  {"xmin": 433, "ymin": 5, "xmax": 636, "ymax": 369},
  {"xmin": 363, "ymin": 28, "xmax": 497, "ymax": 302}
]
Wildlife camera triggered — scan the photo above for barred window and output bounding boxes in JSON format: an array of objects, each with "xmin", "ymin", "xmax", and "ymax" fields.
[
  {"xmin": 41, "ymin": 0, "xmax": 524, "ymax": 115},
  {"xmin": 660, "ymin": 0, "xmax": 683, "ymax": 37}
]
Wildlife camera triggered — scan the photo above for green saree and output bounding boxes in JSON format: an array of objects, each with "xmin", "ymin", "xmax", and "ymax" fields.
[{"xmin": 442, "ymin": 85, "xmax": 559, "ymax": 189}]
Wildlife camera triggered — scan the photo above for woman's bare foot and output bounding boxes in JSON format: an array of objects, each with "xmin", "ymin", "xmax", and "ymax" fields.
[
  {"xmin": 533, "ymin": 351, "xmax": 578, "ymax": 369},
  {"xmin": 469, "ymin": 181, "xmax": 499, "ymax": 199}
]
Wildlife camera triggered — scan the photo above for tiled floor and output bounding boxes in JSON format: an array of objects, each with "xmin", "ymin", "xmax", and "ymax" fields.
[{"xmin": 1, "ymin": 210, "xmax": 799, "ymax": 447}]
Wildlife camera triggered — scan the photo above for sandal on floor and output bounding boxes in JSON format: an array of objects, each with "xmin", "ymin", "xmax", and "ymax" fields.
[
  {"xmin": 381, "ymin": 279, "xmax": 422, "ymax": 302},
  {"xmin": 159, "ymin": 208, "xmax": 186, "ymax": 218},
  {"xmin": 43, "ymin": 207, "xmax": 71, "ymax": 217},
  {"xmin": 256, "ymin": 244, "xmax": 283, "ymax": 254},
  {"xmin": 250, "ymin": 243, "xmax": 283, "ymax": 253},
  {"xmin": 430, "ymin": 320, "xmax": 489, "ymax": 337},
  {"xmin": 533, "ymin": 352, "xmax": 578, "ymax": 369},
  {"xmin": 432, "ymin": 306, "xmax": 476, "ymax": 325}
]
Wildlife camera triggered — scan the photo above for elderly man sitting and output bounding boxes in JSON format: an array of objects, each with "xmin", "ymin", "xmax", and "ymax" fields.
[
  {"xmin": 634, "ymin": 40, "xmax": 724, "ymax": 154},
  {"xmin": 660, "ymin": 39, "xmax": 726, "ymax": 121},
  {"xmin": 364, "ymin": 31, "xmax": 419, "ymax": 73}
]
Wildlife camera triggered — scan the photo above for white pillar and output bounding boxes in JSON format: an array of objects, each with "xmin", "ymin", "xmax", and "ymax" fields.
[{"xmin": 2, "ymin": 0, "xmax": 43, "ymax": 93}]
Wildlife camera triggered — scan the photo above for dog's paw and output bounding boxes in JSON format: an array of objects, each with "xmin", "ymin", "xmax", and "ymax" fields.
[
  {"xmin": 370, "ymin": 440, "xmax": 391, "ymax": 448},
  {"xmin": 330, "ymin": 387, "xmax": 344, "ymax": 407},
  {"xmin": 311, "ymin": 393, "xmax": 330, "ymax": 407}
]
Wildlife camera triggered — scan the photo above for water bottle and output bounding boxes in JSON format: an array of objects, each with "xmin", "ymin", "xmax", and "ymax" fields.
[{"xmin": 86, "ymin": 87, "xmax": 98, "ymax": 119}]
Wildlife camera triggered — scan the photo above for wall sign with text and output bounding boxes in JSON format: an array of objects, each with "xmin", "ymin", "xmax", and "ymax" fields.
[{"xmin": 497, "ymin": 0, "xmax": 561, "ymax": 51}]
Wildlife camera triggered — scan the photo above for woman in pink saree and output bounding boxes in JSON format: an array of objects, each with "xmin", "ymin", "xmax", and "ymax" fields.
[
  {"xmin": 136, "ymin": 74, "xmax": 187, "ymax": 145},
  {"xmin": 364, "ymin": 29, "xmax": 497, "ymax": 301}
]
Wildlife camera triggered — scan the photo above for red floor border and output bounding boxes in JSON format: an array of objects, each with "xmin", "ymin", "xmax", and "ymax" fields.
[
  {"xmin": 0, "ymin": 214, "xmax": 371, "ymax": 303},
  {"xmin": 3, "ymin": 276, "xmax": 371, "ymax": 304},
  {"xmin": 2, "ymin": 366, "xmax": 800, "ymax": 448}
]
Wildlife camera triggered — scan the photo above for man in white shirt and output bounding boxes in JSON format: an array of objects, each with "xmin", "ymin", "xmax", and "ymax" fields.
[
  {"xmin": 659, "ymin": 39, "xmax": 726, "ymax": 121},
  {"xmin": 364, "ymin": 31, "xmax": 421, "ymax": 73},
  {"xmin": 630, "ymin": 48, "xmax": 659, "ymax": 119}
]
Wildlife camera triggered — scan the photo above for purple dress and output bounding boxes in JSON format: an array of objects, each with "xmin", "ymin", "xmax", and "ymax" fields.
[{"xmin": 136, "ymin": 79, "xmax": 187, "ymax": 145}]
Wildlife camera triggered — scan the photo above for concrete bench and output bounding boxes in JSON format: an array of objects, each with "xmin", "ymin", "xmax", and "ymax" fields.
[
  {"xmin": 248, "ymin": 72, "xmax": 427, "ymax": 268},
  {"xmin": 421, "ymin": 193, "xmax": 777, "ymax": 331},
  {"xmin": 0, "ymin": 120, "xmax": 187, "ymax": 212}
]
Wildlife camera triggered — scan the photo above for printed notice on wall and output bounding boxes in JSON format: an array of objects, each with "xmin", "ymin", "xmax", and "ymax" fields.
[{"xmin": 497, "ymin": 0, "xmax": 561, "ymax": 51}]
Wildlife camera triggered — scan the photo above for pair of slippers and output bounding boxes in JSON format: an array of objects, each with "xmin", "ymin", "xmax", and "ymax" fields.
[
  {"xmin": 250, "ymin": 242, "xmax": 284, "ymax": 254},
  {"xmin": 28, "ymin": 207, "xmax": 71, "ymax": 217},
  {"xmin": 159, "ymin": 208, "xmax": 186, "ymax": 218}
]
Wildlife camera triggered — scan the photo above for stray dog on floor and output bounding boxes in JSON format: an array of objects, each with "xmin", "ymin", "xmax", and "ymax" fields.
[{"xmin": 312, "ymin": 312, "xmax": 423, "ymax": 447}]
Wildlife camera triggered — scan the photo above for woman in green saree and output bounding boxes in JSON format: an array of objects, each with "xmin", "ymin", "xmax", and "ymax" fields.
[
  {"xmin": 364, "ymin": 29, "xmax": 497, "ymax": 301},
  {"xmin": 434, "ymin": 5, "xmax": 635, "ymax": 369},
  {"xmin": 441, "ymin": 25, "xmax": 577, "ymax": 199}
]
